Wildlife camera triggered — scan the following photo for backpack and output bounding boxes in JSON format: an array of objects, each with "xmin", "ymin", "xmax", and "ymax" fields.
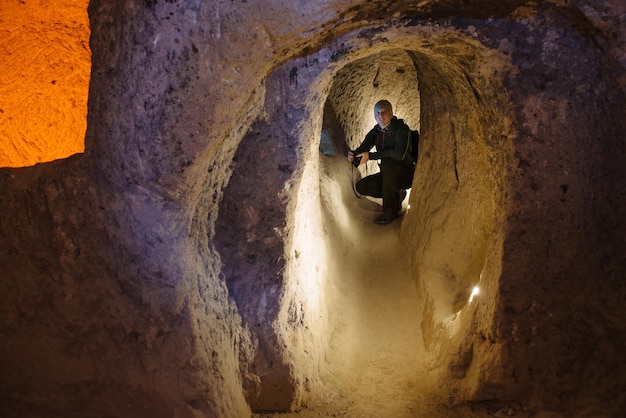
[{"xmin": 408, "ymin": 129, "xmax": 420, "ymax": 162}]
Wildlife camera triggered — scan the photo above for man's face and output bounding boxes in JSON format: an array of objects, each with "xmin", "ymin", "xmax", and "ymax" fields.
[{"xmin": 374, "ymin": 107, "xmax": 392, "ymax": 129}]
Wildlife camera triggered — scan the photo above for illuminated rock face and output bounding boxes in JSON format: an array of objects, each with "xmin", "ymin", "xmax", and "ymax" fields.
[
  {"xmin": 1, "ymin": 1, "xmax": 625, "ymax": 417},
  {"xmin": 0, "ymin": 0, "xmax": 90, "ymax": 167}
]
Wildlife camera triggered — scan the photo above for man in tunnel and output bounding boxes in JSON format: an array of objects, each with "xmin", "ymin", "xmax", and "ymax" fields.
[{"xmin": 348, "ymin": 100, "xmax": 416, "ymax": 224}]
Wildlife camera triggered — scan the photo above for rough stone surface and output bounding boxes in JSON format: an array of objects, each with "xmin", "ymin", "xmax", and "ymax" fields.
[{"xmin": 1, "ymin": 0, "xmax": 625, "ymax": 417}]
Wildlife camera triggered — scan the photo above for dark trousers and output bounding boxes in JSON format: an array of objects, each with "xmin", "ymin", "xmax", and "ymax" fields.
[{"xmin": 356, "ymin": 159, "xmax": 415, "ymax": 211}]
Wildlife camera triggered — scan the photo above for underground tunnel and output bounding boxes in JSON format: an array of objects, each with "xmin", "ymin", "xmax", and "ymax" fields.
[
  {"xmin": 1, "ymin": 1, "xmax": 626, "ymax": 417},
  {"xmin": 215, "ymin": 33, "xmax": 510, "ymax": 414}
]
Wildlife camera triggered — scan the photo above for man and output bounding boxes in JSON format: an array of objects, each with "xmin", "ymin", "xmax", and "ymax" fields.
[{"xmin": 348, "ymin": 100, "xmax": 416, "ymax": 224}]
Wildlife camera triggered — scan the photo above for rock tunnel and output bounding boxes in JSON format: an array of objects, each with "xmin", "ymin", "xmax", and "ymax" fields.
[{"xmin": 1, "ymin": 1, "xmax": 626, "ymax": 417}]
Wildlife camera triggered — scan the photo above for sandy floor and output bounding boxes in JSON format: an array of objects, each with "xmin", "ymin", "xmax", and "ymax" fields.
[
  {"xmin": 253, "ymin": 149, "xmax": 537, "ymax": 418},
  {"xmin": 311, "ymin": 189, "xmax": 425, "ymax": 417}
]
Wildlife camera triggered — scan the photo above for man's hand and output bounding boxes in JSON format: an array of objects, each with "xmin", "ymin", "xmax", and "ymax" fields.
[{"xmin": 348, "ymin": 151, "xmax": 369, "ymax": 167}]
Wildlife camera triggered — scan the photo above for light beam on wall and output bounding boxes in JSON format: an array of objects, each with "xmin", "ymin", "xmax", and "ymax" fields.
[{"xmin": 469, "ymin": 285, "xmax": 480, "ymax": 303}]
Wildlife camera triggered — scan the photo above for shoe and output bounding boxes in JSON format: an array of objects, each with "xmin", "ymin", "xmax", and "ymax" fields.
[
  {"xmin": 396, "ymin": 189, "xmax": 407, "ymax": 212},
  {"xmin": 374, "ymin": 209, "xmax": 398, "ymax": 225}
]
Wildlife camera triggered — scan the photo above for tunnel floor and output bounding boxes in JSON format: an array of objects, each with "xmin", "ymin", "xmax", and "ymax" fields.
[
  {"xmin": 315, "ymin": 157, "xmax": 424, "ymax": 416},
  {"xmin": 253, "ymin": 146, "xmax": 529, "ymax": 417},
  {"xmin": 256, "ymin": 149, "xmax": 436, "ymax": 417}
]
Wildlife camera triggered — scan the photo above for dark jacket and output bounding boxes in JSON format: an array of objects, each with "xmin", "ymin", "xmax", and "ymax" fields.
[{"xmin": 354, "ymin": 116, "xmax": 415, "ymax": 166}]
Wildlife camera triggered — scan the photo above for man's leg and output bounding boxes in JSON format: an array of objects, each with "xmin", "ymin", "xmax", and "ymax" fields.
[
  {"xmin": 356, "ymin": 162, "xmax": 414, "ymax": 224},
  {"xmin": 355, "ymin": 173, "xmax": 383, "ymax": 198},
  {"xmin": 380, "ymin": 159, "xmax": 414, "ymax": 211},
  {"xmin": 370, "ymin": 160, "xmax": 414, "ymax": 224},
  {"xmin": 396, "ymin": 163, "xmax": 414, "ymax": 211}
]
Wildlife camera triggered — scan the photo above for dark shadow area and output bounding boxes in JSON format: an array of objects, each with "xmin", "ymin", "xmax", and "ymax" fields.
[{"xmin": 213, "ymin": 116, "xmax": 297, "ymax": 412}]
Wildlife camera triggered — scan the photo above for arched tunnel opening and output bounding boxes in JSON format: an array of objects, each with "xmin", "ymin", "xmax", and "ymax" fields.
[{"xmin": 215, "ymin": 27, "xmax": 512, "ymax": 414}]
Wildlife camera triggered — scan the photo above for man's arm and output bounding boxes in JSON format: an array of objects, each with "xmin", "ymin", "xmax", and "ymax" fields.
[
  {"xmin": 369, "ymin": 124, "xmax": 410, "ymax": 161},
  {"xmin": 349, "ymin": 129, "xmax": 377, "ymax": 166},
  {"xmin": 353, "ymin": 129, "xmax": 377, "ymax": 155}
]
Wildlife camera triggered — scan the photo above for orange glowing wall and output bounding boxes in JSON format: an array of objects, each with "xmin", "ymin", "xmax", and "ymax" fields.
[{"xmin": 0, "ymin": 0, "xmax": 90, "ymax": 168}]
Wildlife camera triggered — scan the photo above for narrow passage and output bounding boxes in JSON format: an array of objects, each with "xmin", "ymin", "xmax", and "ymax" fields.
[
  {"xmin": 257, "ymin": 150, "xmax": 426, "ymax": 417},
  {"xmin": 315, "ymin": 151, "xmax": 424, "ymax": 416}
]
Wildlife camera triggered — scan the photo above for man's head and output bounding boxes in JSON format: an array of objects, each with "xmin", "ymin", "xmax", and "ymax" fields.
[{"xmin": 374, "ymin": 100, "xmax": 393, "ymax": 129}]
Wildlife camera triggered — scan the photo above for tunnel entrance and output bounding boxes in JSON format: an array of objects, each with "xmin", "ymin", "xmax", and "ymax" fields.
[
  {"xmin": 288, "ymin": 37, "xmax": 510, "ymax": 415},
  {"xmin": 217, "ymin": 23, "xmax": 512, "ymax": 415},
  {"xmin": 215, "ymin": 47, "xmax": 429, "ymax": 414}
]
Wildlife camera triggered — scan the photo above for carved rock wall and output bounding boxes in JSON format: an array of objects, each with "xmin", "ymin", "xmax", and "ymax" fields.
[{"xmin": 1, "ymin": 0, "xmax": 625, "ymax": 417}]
